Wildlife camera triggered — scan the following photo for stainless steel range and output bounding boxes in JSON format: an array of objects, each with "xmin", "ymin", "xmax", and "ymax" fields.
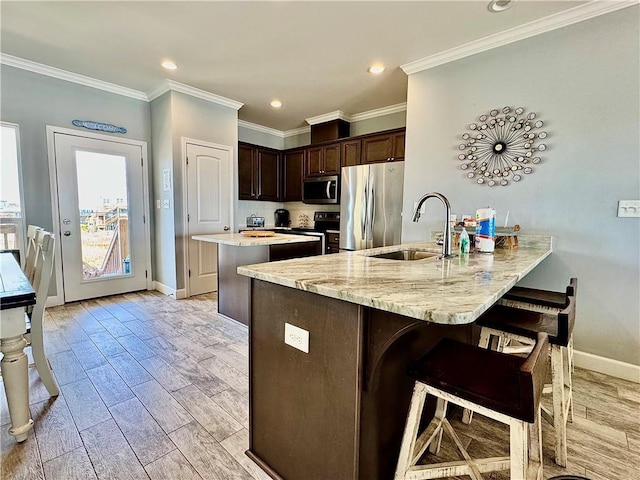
[{"xmin": 276, "ymin": 211, "xmax": 340, "ymax": 254}]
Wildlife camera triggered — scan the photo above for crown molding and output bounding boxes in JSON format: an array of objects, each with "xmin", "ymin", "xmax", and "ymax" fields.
[
  {"xmin": 148, "ymin": 79, "xmax": 243, "ymax": 110},
  {"xmin": 238, "ymin": 119, "xmax": 285, "ymax": 138},
  {"xmin": 305, "ymin": 110, "xmax": 352, "ymax": 126},
  {"xmin": 401, "ymin": 0, "xmax": 638, "ymax": 75},
  {"xmin": 350, "ymin": 103, "xmax": 407, "ymax": 122},
  {"xmin": 284, "ymin": 125, "xmax": 311, "ymax": 138},
  {"xmin": 0, "ymin": 53, "xmax": 148, "ymax": 101}
]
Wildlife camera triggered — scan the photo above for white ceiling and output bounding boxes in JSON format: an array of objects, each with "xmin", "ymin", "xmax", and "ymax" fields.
[{"xmin": 0, "ymin": 1, "xmax": 609, "ymax": 132}]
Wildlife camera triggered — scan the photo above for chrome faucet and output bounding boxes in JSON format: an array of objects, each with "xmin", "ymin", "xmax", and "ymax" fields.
[{"xmin": 412, "ymin": 192, "xmax": 454, "ymax": 258}]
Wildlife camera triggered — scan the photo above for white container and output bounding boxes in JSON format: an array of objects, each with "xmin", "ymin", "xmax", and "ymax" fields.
[{"xmin": 475, "ymin": 207, "xmax": 496, "ymax": 253}]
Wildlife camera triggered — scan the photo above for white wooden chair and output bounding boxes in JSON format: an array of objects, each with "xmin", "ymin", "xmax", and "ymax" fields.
[
  {"xmin": 24, "ymin": 229, "xmax": 59, "ymax": 396},
  {"xmin": 23, "ymin": 225, "xmax": 43, "ymax": 284}
]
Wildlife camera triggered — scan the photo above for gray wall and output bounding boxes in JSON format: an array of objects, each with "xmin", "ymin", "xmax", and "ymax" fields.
[
  {"xmin": 151, "ymin": 91, "xmax": 239, "ymax": 291},
  {"xmin": 150, "ymin": 93, "xmax": 176, "ymax": 289},
  {"xmin": 402, "ymin": 8, "xmax": 640, "ymax": 365},
  {"xmin": 170, "ymin": 91, "xmax": 239, "ymax": 290},
  {"xmin": 0, "ymin": 65, "xmax": 151, "ymax": 294},
  {"xmin": 239, "ymin": 125, "xmax": 284, "ymax": 150}
]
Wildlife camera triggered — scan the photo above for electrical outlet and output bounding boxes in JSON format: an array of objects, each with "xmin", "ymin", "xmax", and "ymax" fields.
[
  {"xmin": 284, "ymin": 323, "xmax": 309, "ymax": 353},
  {"xmin": 617, "ymin": 200, "xmax": 640, "ymax": 218}
]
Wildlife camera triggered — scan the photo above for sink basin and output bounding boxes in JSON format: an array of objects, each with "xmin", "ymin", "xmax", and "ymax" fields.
[{"xmin": 368, "ymin": 249, "xmax": 439, "ymax": 261}]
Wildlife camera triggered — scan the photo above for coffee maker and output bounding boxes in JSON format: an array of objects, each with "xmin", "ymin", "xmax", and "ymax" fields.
[{"xmin": 274, "ymin": 209, "xmax": 290, "ymax": 227}]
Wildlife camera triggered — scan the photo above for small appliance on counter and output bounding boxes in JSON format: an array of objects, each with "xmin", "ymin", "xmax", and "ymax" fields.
[
  {"xmin": 275, "ymin": 209, "xmax": 290, "ymax": 227},
  {"xmin": 245, "ymin": 215, "xmax": 265, "ymax": 228}
]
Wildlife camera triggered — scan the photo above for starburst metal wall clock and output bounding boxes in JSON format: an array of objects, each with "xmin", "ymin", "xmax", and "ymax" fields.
[{"xmin": 457, "ymin": 106, "xmax": 548, "ymax": 186}]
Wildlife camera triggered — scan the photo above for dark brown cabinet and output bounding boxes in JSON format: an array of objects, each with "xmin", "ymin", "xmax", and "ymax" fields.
[
  {"xmin": 238, "ymin": 143, "xmax": 280, "ymax": 201},
  {"xmin": 341, "ymin": 139, "xmax": 361, "ymax": 167},
  {"xmin": 305, "ymin": 143, "xmax": 341, "ymax": 177},
  {"xmin": 282, "ymin": 149, "xmax": 304, "ymax": 202},
  {"xmin": 239, "ymin": 128, "xmax": 404, "ymax": 202},
  {"xmin": 362, "ymin": 129, "xmax": 405, "ymax": 164}
]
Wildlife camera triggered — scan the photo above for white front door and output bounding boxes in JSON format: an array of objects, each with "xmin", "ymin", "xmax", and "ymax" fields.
[
  {"xmin": 52, "ymin": 131, "xmax": 149, "ymax": 302},
  {"xmin": 185, "ymin": 140, "xmax": 232, "ymax": 296}
]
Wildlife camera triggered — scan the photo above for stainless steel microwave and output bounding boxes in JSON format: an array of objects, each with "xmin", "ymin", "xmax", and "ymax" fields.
[{"xmin": 302, "ymin": 175, "xmax": 339, "ymax": 204}]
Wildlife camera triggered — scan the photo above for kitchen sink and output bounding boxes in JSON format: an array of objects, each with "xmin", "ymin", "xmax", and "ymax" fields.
[{"xmin": 367, "ymin": 249, "xmax": 439, "ymax": 261}]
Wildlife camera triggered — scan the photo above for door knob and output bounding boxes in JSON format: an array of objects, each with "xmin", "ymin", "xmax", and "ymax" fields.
[
  {"xmin": 63, "ymin": 231, "xmax": 71, "ymax": 236},
  {"xmin": 223, "ymin": 226, "xmax": 230, "ymax": 231}
]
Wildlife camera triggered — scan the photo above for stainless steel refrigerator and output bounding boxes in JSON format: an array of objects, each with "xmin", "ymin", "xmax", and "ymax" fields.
[{"xmin": 339, "ymin": 162, "xmax": 405, "ymax": 250}]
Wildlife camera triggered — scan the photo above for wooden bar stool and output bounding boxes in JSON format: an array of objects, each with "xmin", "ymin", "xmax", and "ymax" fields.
[
  {"xmin": 470, "ymin": 279, "xmax": 577, "ymax": 467},
  {"xmin": 395, "ymin": 333, "xmax": 549, "ymax": 480}
]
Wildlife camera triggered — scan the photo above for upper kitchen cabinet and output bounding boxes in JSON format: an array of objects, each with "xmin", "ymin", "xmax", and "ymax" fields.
[
  {"xmin": 305, "ymin": 143, "xmax": 341, "ymax": 177},
  {"xmin": 238, "ymin": 142, "xmax": 281, "ymax": 201},
  {"xmin": 282, "ymin": 149, "xmax": 304, "ymax": 202},
  {"xmin": 341, "ymin": 139, "xmax": 361, "ymax": 167},
  {"xmin": 361, "ymin": 128, "xmax": 405, "ymax": 164}
]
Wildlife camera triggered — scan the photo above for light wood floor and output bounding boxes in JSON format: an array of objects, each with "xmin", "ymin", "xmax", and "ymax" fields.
[{"xmin": 1, "ymin": 290, "xmax": 638, "ymax": 480}]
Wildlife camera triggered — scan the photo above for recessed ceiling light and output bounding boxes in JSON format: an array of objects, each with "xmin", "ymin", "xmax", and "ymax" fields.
[
  {"xmin": 368, "ymin": 65, "xmax": 385, "ymax": 75},
  {"xmin": 270, "ymin": 100, "xmax": 282, "ymax": 108},
  {"xmin": 161, "ymin": 60, "xmax": 178, "ymax": 70},
  {"xmin": 488, "ymin": 0, "xmax": 514, "ymax": 13}
]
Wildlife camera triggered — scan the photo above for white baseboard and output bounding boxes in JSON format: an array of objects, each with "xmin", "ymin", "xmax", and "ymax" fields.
[
  {"xmin": 574, "ymin": 349, "xmax": 640, "ymax": 383},
  {"xmin": 153, "ymin": 281, "xmax": 187, "ymax": 300}
]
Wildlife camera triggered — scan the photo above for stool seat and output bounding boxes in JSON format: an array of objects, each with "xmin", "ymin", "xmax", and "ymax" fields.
[
  {"xmin": 409, "ymin": 337, "xmax": 544, "ymax": 423},
  {"xmin": 503, "ymin": 286, "xmax": 570, "ymax": 309},
  {"xmin": 477, "ymin": 304, "xmax": 571, "ymax": 347}
]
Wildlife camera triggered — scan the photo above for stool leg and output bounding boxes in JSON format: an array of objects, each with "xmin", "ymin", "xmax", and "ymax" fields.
[
  {"xmin": 510, "ymin": 419, "xmax": 529, "ymax": 480},
  {"xmin": 395, "ymin": 382, "xmax": 427, "ymax": 480},
  {"xmin": 567, "ymin": 337, "xmax": 574, "ymax": 424},
  {"xmin": 428, "ymin": 397, "xmax": 447, "ymax": 455},
  {"xmin": 551, "ymin": 344, "xmax": 568, "ymax": 467},
  {"xmin": 528, "ymin": 407, "xmax": 543, "ymax": 480}
]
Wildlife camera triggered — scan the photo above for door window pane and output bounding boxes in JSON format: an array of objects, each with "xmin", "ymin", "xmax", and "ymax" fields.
[
  {"xmin": 0, "ymin": 124, "xmax": 24, "ymax": 252},
  {"xmin": 75, "ymin": 150, "xmax": 132, "ymax": 280}
]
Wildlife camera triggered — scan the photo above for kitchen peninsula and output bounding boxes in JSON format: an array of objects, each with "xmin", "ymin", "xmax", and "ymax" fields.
[
  {"xmin": 193, "ymin": 233, "xmax": 320, "ymax": 325},
  {"xmin": 237, "ymin": 236, "xmax": 552, "ymax": 480}
]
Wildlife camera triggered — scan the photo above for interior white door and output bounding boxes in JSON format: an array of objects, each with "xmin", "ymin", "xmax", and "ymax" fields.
[
  {"xmin": 186, "ymin": 141, "xmax": 232, "ymax": 296},
  {"xmin": 54, "ymin": 132, "xmax": 148, "ymax": 302}
]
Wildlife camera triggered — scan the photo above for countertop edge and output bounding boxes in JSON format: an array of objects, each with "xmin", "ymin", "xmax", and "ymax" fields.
[{"xmin": 237, "ymin": 239, "xmax": 553, "ymax": 324}]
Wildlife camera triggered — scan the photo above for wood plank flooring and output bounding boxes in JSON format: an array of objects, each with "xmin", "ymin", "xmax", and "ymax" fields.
[{"xmin": 1, "ymin": 290, "xmax": 638, "ymax": 480}]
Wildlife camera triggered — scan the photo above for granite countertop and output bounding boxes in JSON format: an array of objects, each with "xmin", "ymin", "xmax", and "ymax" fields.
[
  {"xmin": 192, "ymin": 233, "xmax": 320, "ymax": 247},
  {"xmin": 237, "ymin": 236, "xmax": 552, "ymax": 324}
]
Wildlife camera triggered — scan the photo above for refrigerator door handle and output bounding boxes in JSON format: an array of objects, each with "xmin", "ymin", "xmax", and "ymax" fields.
[{"xmin": 361, "ymin": 178, "xmax": 368, "ymax": 240}]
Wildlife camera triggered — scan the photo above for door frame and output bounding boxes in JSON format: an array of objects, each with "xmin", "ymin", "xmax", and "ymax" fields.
[
  {"xmin": 181, "ymin": 137, "xmax": 235, "ymax": 298},
  {"xmin": 46, "ymin": 125, "xmax": 153, "ymax": 305}
]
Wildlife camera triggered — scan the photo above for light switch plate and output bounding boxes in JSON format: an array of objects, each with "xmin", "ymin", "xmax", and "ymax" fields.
[
  {"xmin": 618, "ymin": 200, "xmax": 640, "ymax": 217},
  {"xmin": 284, "ymin": 323, "xmax": 309, "ymax": 353},
  {"xmin": 156, "ymin": 199, "xmax": 161, "ymax": 209}
]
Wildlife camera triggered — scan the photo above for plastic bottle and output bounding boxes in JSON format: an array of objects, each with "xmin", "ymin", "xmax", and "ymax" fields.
[{"xmin": 459, "ymin": 227, "xmax": 470, "ymax": 254}]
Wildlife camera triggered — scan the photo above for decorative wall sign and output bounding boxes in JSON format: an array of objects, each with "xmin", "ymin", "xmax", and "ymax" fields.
[
  {"xmin": 72, "ymin": 120, "xmax": 127, "ymax": 134},
  {"xmin": 456, "ymin": 106, "xmax": 547, "ymax": 186}
]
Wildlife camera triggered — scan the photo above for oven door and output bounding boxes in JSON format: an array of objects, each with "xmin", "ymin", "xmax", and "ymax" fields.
[{"xmin": 302, "ymin": 176, "xmax": 339, "ymax": 204}]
